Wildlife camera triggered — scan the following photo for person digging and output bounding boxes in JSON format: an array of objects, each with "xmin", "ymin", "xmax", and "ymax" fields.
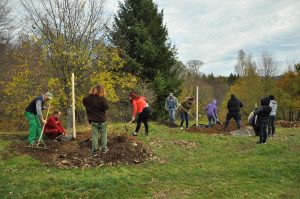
[
  {"xmin": 25, "ymin": 92, "xmax": 53, "ymax": 146},
  {"xmin": 129, "ymin": 92, "xmax": 150, "ymax": 136},
  {"xmin": 178, "ymin": 97, "xmax": 195, "ymax": 129}
]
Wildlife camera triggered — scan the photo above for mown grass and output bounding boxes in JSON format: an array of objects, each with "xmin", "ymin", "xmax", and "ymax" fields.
[{"xmin": 0, "ymin": 123, "xmax": 299, "ymax": 199}]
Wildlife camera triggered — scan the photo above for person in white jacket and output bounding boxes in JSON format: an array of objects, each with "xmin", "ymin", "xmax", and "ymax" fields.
[{"xmin": 268, "ymin": 95, "xmax": 277, "ymax": 136}]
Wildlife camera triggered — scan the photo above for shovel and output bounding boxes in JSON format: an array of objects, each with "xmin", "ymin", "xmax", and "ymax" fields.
[
  {"xmin": 125, "ymin": 120, "xmax": 134, "ymax": 132},
  {"xmin": 216, "ymin": 119, "xmax": 223, "ymax": 126}
]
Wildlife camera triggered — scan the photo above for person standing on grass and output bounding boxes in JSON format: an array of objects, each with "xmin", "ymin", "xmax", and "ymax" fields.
[
  {"xmin": 165, "ymin": 93, "xmax": 178, "ymax": 126},
  {"xmin": 205, "ymin": 99, "xmax": 218, "ymax": 127},
  {"xmin": 83, "ymin": 84, "xmax": 109, "ymax": 156},
  {"xmin": 25, "ymin": 92, "xmax": 53, "ymax": 145},
  {"xmin": 129, "ymin": 92, "xmax": 150, "ymax": 136},
  {"xmin": 268, "ymin": 95, "xmax": 277, "ymax": 137},
  {"xmin": 254, "ymin": 97, "xmax": 272, "ymax": 144},
  {"xmin": 43, "ymin": 110, "xmax": 67, "ymax": 140},
  {"xmin": 224, "ymin": 94, "xmax": 243, "ymax": 129},
  {"xmin": 178, "ymin": 97, "xmax": 195, "ymax": 129}
]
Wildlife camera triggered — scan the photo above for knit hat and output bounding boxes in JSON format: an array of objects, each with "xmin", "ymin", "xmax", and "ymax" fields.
[{"xmin": 45, "ymin": 92, "xmax": 53, "ymax": 100}]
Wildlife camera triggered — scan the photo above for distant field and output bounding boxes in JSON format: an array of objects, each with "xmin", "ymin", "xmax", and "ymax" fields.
[{"xmin": 0, "ymin": 123, "xmax": 299, "ymax": 198}]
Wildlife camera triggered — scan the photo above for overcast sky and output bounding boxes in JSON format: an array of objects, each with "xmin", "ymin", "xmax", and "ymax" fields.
[
  {"xmin": 10, "ymin": 0, "xmax": 300, "ymax": 76},
  {"xmin": 105, "ymin": 0, "xmax": 300, "ymax": 76}
]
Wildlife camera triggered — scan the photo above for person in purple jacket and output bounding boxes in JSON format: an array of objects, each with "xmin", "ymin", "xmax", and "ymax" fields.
[{"xmin": 205, "ymin": 99, "xmax": 218, "ymax": 127}]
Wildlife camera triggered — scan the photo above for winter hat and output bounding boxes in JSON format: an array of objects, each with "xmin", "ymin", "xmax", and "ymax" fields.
[
  {"xmin": 260, "ymin": 97, "xmax": 270, "ymax": 106},
  {"xmin": 45, "ymin": 92, "xmax": 53, "ymax": 100}
]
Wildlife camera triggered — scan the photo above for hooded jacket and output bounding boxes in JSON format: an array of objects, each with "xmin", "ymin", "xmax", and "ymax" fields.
[
  {"xmin": 269, "ymin": 100, "xmax": 277, "ymax": 116},
  {"xmin": 82, "ymin": 94, "xmax": 109, "ymax": 123},
  {"xmin": 205, "ymin": 99, "xmax": 218, "ymax": 119},
  {"xmin": 227, "ymin": 95, "xmax": 243, "ymax": 112},
  {"xmin": 254, "ymin": 97, "xmax": 272, "ymax": 123}
]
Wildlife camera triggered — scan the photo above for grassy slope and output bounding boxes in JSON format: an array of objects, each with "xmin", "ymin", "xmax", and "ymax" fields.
[{"xmin": 0, "ymin": 123, "xmax": 299, "ymax": 199}]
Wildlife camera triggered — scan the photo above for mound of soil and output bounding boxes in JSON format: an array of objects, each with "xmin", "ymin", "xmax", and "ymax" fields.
[
  {"xmin": 10, "ymin": 131, "xmax": 152, "ymax": 168},
  {"xmin": 187, "ymin": 121, "xmax": 244, "ymax": 134},
  {"xmin": 275, "ymin": 120, "xmax": 300, "ymax": 128}
]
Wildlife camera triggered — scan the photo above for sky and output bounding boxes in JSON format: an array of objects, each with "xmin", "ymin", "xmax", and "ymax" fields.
[
  {"xmin": 104, "ymin": 0, "xmax": 300, "ymax": 76},
  {"xmin": 9, "ymin": 0, "xmax": 300, "ymax": 76}
]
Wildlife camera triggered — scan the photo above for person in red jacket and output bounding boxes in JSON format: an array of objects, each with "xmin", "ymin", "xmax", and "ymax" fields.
[
  {"xmin": 129, "ymin": 92, "xmax": 150, "ymax": 136},
  {"xmin": 43, "ymin": 111, "xmax": 66, "ymax": 140}
]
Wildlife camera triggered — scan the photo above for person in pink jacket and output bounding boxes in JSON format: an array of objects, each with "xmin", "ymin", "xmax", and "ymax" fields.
[{"xmin": 129, "ymin": 92, "xmax": 150, "ymax": 136}]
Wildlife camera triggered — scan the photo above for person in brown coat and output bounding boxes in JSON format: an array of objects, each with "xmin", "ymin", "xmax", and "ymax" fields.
[
  {"xmin": 178, "ymin": 97, "xmax": 195, "ymax": 129},
  {"xmin": 83, "ymin": 84, "xmax": 109, "ymax": 156}
]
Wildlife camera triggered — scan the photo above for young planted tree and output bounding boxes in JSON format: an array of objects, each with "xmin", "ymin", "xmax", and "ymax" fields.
[{"xmin": 111, "ymin": 0, "xmax": 181, "ymax": 118}]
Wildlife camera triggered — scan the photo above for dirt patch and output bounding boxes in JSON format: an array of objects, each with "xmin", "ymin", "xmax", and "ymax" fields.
[
  {"xmin": 275, "ymin": 120, "xmax": 300, "ymax": 128},
  {"xmin": 158, "ymin": 120, "xmax": 180, "ymax": 128},
  {"xmin": 172, "ymin": 139, "xmax": 197, "ymax": 149},
  {"xmin": 9, "ymin": 131, "xmax": 152, "ymax": 168},
  {"xmin": 187, "ymin": 121, "xmax": 245, "ymax": 134}
]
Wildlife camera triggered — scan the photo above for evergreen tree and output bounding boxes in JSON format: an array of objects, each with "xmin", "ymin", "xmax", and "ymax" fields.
[{"xmin": 111, "ymin": 0, "xmax": 181, "ymax": 118}]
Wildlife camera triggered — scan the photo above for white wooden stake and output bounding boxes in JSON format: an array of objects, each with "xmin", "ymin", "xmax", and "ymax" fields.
[
  {"xmin": 196, "ymin": 86, "xmax": 199, "ymax": 126},
  {"xmin": 72, "ymin": 73, "xmax": 76, "ymax": 138}
]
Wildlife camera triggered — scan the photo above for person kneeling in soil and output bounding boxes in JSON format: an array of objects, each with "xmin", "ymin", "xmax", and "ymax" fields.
[
  {"xmin": 129, "ymin": 92, "xmax": 150, "ymax": 136},
  {"xmin": 43, "ymin": 110, "xmax": 67, "ymax": 140},
  {"xmin": 83, "ymin": 84, "xmax": 109, "ymax": 156},
  {"xmin": 254, "ymin": 97, "xmax": 272, "ymax": 144},
  {"xmin": 205, "ymin": 99, "xmax": 218, "ymax": 127},
  {"xmin": 178, "ymin": 97, "xmax": 195, "ymax": 129}
]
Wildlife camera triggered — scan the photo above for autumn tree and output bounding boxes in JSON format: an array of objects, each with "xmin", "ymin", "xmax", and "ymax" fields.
[
  {"xmin": 1, "ymin": 37, "xmax": 47, "ymax": 129},
  {"xmin": 234, "ymin": 50, "xmax": 256, "ymax": 77},
  {"xmin": 111, "ymin": 0, "xmax": 181, "ymax": 118},
  {"xmin": 21, "ymin": 0, "xmax": 137, "ymax": 121},
  {"xmin": 258, "ymin": 51, "xmax": 279, "ymax": 93},
  {"xmin": 277, "ymin": 64, "xmax": 300, "ymax": 121}
]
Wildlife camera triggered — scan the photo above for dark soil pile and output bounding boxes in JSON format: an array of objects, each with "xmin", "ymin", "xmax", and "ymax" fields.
[
  {"xmin": 9, "ymin": 131, "xmax": 152, "ymax": 168},
  {"xmin": 275, "ymin": 120, "xmax": 300, "ymax": 128},
  {"xmin": 187, "ymin": 121, "xmax": 244, "ymax": 134}
]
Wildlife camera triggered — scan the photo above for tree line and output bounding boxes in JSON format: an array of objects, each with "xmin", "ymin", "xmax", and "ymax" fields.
[{"xmin": 0, "ymin": 0, "xmax": 299, "ymax": 131}]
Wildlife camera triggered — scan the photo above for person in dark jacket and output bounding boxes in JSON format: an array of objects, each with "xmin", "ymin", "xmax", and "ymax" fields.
[
  {"xmin": 224, "ymin": 94, "xmax": 243, "ymax": 129},
  {"xmin": 25, "ymin": 92, "xmax": 53, "ymax": 145},
  {"xmin": 178, "ymin": 97, "xmax": 195, "ymax": 129},
  {"xmin": 254, "ymin": 97, "xmax": 272, "ymax": 144},
  {"xmin": 83, "ymin": 84, "xmax": 109, "ymax": 156}
]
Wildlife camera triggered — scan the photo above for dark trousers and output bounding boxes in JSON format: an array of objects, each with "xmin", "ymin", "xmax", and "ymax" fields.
[
  {"xmin": 180, "ymin": 112, "xmax": 189, "ymax": 128},
  {"xmin": 259, "ymin": 120, "xmax": 268, "ymax": 143},
  {"xmin": 135, "ymin": 107, "xmax": 150, "ymax": 134},
  {"xmin": 225, "ymin": 111, "xmax": 241, "ymax": 129},
  {"xmin": 268, "ymin": 116, "xmax": 276, "ymax": 135}
]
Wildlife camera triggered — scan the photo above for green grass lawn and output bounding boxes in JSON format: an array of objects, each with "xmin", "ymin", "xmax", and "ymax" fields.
[{"xmin": 0, "ymin": 123, "xmax": 299, "ymax": 199}]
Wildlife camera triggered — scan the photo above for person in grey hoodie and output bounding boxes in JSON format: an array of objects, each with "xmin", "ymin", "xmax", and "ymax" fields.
[{"xmin": 268, "ymin": 95, "xmax": 277, "ymax": 136}]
